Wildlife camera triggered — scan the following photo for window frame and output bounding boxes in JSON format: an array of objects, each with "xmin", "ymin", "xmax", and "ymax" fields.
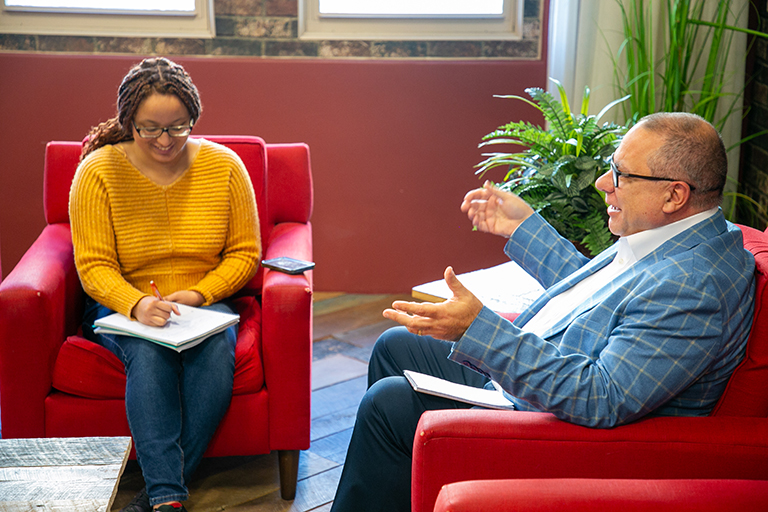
[
  {"xmin": 299, "ymin": 0, "xmax": 522, "ymax": 41},
  {"xmin": 0, "ymin": 0, "xmax": 215, "ymax": 38}
]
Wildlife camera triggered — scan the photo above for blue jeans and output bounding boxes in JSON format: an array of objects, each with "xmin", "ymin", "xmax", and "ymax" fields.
[
  {"xmin": 330, "ymin": 326, "xmax": 489, "ymax": 512},
  {"xmin": 83, "ymin": 297, "xmax": 237, "ymax": 506}
]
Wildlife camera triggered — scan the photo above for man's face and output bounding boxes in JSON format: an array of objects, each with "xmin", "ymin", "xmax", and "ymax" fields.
[{"xmin": 595, "ymin": 125, "xmax": 670, "ymax": 237}]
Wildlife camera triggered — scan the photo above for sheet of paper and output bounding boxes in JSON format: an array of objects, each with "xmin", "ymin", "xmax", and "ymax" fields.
[
  {"xmin": 404, "ymin": 370, "xmax": 515, "ymax": 410},
  {"xmin": 411, "ymin": 261, "xmax": 544, "ymax": 313}
]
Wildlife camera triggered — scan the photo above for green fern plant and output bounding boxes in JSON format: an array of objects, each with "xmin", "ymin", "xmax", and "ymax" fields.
[{"xmin": 476, "ymin": 78, "xmax": 629, "ymax": 256}]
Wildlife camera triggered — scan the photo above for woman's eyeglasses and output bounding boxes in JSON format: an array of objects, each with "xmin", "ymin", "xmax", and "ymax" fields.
[{"xmin": 132, "ymin": 122, "xmax": 193, "ymax": 139}]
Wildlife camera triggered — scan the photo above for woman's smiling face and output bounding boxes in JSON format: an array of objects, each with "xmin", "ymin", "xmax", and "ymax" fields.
[{"xmin": 130, "ymin": 92, "xmax": 192, "ymax": 171}]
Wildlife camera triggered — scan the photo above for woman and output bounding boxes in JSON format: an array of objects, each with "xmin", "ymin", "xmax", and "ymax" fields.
[{"xmin": 69, "ymin": 57, "xmax": 261, "ymax": 512}]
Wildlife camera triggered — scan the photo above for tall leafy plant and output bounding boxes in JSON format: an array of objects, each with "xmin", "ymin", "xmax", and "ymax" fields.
[
  {"xmin": 476, "ymin": 79, "xmax": 629, "ymax": 256},
  {"xmin": 613, "ymin": 0, "xmax": 759, "ymax": 131}
]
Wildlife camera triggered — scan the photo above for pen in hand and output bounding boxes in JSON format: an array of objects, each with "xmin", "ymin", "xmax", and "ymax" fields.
[{"xmin": 150, "ymin": 280, "xmax": 181, "ymax": 316}]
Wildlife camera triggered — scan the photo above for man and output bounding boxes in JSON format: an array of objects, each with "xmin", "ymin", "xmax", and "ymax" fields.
[{"xmin": 330, "ymin": 112, "xmax": 756, "ymax": 511}]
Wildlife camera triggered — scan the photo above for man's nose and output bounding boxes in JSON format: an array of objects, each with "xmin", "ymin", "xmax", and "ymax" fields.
[{"xmin": 595, "ymin": 170, "xmax": 613, "ymax": 194}]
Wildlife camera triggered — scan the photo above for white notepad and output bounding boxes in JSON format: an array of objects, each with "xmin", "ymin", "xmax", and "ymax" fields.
[
  {"xmin": 94, "ymin": 303, "xmax": 240, "ymax": 352},
  {"xmin": 404, "ymin": 370, "xmax": 515, "ymax": 410}
]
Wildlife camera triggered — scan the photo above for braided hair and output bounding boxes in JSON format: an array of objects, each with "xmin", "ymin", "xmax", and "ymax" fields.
[{"xmin": 81, "ymin": 57, "xmax": 202, "ymax": 160}]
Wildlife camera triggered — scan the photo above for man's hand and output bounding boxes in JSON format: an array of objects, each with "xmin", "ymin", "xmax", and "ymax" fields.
[
  {"xmin": 383, "ymin": 267, "xmax": 483, "ymax": 341},
  {"xmin": 132, "ymin": 296, "xmax": 180, "ymax": 327},
  {"xmin": 461, "ymin": 181, "xmax": 534, "ymax": 238}
]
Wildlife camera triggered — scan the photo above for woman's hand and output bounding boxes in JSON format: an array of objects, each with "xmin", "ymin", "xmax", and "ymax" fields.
[
  {"xmin": 164, "ymin": 290, "xmax": 205, "ymax": 307},
  {"xmin": 132, "ymin": 296, "xmax": 180, "ymax": 326}
]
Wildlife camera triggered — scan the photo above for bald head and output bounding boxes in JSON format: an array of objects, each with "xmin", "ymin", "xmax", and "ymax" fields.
[{"xmin": 637, "ymin": 112, "xmax": 727, "ymax": 210}]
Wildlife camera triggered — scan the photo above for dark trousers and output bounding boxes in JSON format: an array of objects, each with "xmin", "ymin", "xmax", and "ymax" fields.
[{"xmin": 330, "ymin": 326, "xmax": 489, "ymax": 512}]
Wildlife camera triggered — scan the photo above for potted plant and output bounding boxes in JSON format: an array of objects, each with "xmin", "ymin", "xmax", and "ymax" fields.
[{"xmin": 476, "ymin": 78, "xmax": 629, "ymax": 256}]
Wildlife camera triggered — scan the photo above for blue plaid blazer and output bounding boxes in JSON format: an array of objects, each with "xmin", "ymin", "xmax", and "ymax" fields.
[{"xmin": 450, "ymin": 210, "xmax": 756, "ymax": 427}]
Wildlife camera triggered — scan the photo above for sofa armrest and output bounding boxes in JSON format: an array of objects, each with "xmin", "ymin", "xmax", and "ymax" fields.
[
  {"xmin": 261, "ymin": 221, "xmax": 313, "ymax": 449},
  {"xmin": 412, "ymin": 409, "xmax": 768, "ymax": 512},
  {"xmin": 0, "ymin": 224, "xmax": 83, "ymax": 438},
  {"xmin": 433, "ymin": 479, "xmax": 768, "ymax": 512}
]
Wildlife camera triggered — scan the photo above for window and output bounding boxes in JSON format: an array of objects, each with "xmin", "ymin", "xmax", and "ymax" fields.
[
  {"xmin": 0, "ymin": 0, "xmax": 214, "ymax": 38},
  {"xmin": 3, "ymin": 0, "xmax": 195, "ymax": 13},
  {"xmin": 318, "ymin": 1, "xmax": 504, "ymax": 17},
  {"xmin": 300, "ymin": 0, "xmax": 521, "ymax": 41}
]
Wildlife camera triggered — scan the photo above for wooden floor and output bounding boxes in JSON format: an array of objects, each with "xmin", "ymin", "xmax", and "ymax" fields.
[{"xmin": 111, "ymin": 292, "xmax": 411, "ymax": 512}]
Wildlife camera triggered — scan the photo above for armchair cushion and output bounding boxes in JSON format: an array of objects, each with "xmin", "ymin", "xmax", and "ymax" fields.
[{"xmin": 52, "ymin": 337, "xmax": 126, "ymax": 399}]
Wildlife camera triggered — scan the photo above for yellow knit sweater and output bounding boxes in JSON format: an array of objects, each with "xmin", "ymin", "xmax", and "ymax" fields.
[{"xmin": 69, "ymin": 139, "xmax": 261, "ymax": 318}]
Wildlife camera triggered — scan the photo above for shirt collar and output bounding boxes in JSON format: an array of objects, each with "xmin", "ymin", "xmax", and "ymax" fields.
[{"xmin": 621, "ymin": 207, "xmax": 719, "ymax": 262}]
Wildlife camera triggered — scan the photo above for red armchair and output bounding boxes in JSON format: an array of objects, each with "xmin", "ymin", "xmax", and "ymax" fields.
[
  {"xmin": 0, "ymin": 136, "xmax": 313, "ymax": 500},
  {"xmin": 413, "ymin": 224, "xmax": 768, "ymax": 512}
]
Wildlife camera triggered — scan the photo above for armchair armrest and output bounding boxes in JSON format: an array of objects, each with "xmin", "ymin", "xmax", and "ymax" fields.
[
  {"xmin": 0, "ymin": 224, "xmax": 83, "ymax": 438},
  {"xmin": 412, "ymin": 409, "xmax": 768, "ymax": 512},
  {"xmin": 433, "ymin": 479, "xmax": 768, "ymax": 512},
  {"xmin": 261, "ymin": 221, "xmax": 313, "ymax": 449}
]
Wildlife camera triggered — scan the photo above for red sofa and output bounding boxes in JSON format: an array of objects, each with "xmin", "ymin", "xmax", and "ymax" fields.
[
  {"xmin": 0, "ymin": 136, "xmax": 313, "ymax": 500},
  {"xmin": 413, "ymin": 224, "xmax": 768, "ymax": 512}
]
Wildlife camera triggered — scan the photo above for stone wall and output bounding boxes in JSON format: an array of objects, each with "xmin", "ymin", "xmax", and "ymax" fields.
[{"xmin": 0, "ymin": 0, "xmax": 542, "ymax": 59}]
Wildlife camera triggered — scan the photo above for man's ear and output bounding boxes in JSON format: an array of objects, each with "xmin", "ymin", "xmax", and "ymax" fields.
[{"xmin": 661, "ymin": 182, "xmax": 691, "ymax": 213}]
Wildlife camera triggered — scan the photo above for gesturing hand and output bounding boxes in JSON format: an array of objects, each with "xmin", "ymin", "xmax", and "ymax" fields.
[
  {"xmin": 460, "ymin": 181, "xmax": 534, "ymax": 238},
  {"xmin": 382, "ymin": 266, "xmax": 484, "ymax": 341}
]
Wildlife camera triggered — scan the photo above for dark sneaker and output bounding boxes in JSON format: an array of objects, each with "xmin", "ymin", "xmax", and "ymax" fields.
[
  {"xmin": 120, "ymin": 488, "xmax": 150, "ymax": 512},
  {"xmin": 154, "ymin": 503, "xmax": 186, "ymax": 512}
]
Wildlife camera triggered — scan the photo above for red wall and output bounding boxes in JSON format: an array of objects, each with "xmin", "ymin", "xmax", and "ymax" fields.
[{"xmin": 0, "ymin": 54, "xmax": 546, "ymax": 293}]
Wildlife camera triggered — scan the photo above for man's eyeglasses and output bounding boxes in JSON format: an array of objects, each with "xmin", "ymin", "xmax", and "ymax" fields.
[
  {"xmin": 608, "ymin": 155, "xmax": 696, "ymax": 191},
  {"xmin": 132, "ymin": 122, "xmax": 193, "ymax": 139}
]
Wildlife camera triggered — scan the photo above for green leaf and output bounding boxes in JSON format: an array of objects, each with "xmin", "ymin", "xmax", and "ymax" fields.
[
  {"xmin": 571, "ymin": 196, "xmax": 590, "ymax": 212},
  {"xmin": 574, "ymin": 156, "xmax": 598, "ymax": 171},
  {"xmin": 596, "ymin": 94, "xmax": 631, "ymax": 121}
]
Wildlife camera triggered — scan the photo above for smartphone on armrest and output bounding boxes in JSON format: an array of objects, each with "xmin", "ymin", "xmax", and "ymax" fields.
[{"xmin": 261, "ymin": 257, "xmax": 315, "ymax": 275}]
